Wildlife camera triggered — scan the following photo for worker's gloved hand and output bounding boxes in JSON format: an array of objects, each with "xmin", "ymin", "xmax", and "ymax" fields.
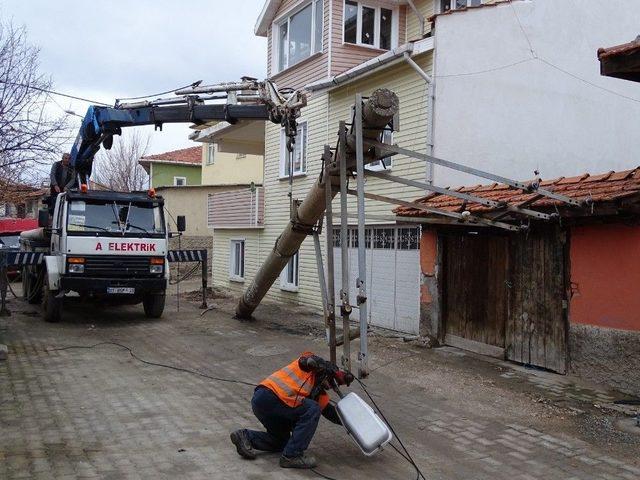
[
  {"xmin": 334, "ymin": 370, "xmax": 354, "ymax": 386},
  {"xmin": 302, "ymin": 355, "xmax": 338, "ymax": 374}
]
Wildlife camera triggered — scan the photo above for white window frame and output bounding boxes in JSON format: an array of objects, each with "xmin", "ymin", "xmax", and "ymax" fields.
[
  {"xmin": 229, "ymin": 239, "xmax": 245, "ymax": 282},
  {"xmin": 206, "ymin": 143, "xmax": 216, "ymax": 165},
  {"xmin": 279, "ymin": 120, "xmax": 308, "ymax": 178},
  {"xmin": 173, "ymin": 176, "xmax": 187, "ymax": 186},
  {"xmin": 342, "ymin": 1, "xmax": 398, "ymax": 51},
  {"xmin": 439, "ymin": 0, "xmax": 482, "ymax": 13},
  {"xmin": 366, "ymin": 129, "xmax": 393, "ymax": 171},
  {"xmin": 273, "ymin": 0, "xmax": 324, "ymax": 74},
  {"xmin": 280, "ymin": 251, "xmax": 300, "ymax": 292}
]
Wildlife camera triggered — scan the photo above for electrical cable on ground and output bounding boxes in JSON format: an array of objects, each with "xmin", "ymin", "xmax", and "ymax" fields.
[{"xmin": 51, "ymin": 341, "xmax": 425, "ymax": 480}]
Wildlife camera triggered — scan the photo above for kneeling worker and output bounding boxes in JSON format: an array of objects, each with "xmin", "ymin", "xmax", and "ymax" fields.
[{"xmin": 231, "ymin": 352, "xmax": 353, "ymax": 469}]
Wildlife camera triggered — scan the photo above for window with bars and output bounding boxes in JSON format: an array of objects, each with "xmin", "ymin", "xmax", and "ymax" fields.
[{"xmin": 332, "ymin": 227, "xmax": 419, "ymax": 250}]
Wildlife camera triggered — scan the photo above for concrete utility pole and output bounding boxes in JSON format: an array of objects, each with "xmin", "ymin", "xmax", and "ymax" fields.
[{"xmin": 235, "ymin": 89, "xmax": 399, "ymax": 319}]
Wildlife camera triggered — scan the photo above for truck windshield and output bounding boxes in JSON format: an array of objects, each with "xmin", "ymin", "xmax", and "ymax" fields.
[{"xmin": 66, "ymin": 200, "xmax": 165, "ymax": 236}]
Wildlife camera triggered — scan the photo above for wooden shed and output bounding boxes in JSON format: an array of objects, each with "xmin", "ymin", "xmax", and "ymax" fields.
[{"xmin": 396, "ymin": 168, "xmax": 640, "ymax": 390}]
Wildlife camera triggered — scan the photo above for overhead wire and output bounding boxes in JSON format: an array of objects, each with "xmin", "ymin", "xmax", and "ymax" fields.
[
  {"xmin": 115, "ymin": 80, "xmax": 203, "ymax": 102},
  {"xmin": 0, "ymin": 80, "xmax": 112, "ymax": 106}
]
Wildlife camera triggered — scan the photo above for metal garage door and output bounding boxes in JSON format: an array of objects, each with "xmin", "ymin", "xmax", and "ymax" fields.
[{"xmin": 332, "ymin": 226, "xmax": 420, "ymax": 334}]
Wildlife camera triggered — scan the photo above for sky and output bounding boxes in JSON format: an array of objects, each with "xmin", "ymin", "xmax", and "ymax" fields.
[{"xmin": 0, "ymin": 0, "xmax": 268, "ymax": 155}]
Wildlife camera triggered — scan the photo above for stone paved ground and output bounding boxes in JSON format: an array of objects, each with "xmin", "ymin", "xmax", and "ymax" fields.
[{"xmin": 0, "ymin": 286, "xmax": 639, "ymax": 480}]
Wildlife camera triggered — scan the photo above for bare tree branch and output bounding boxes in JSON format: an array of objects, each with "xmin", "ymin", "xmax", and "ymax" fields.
[
  {"xmin": 93, "ymin": 130, "xmax": 150, "ymax": 192},
  {"xmin": 0, "ymin": 20, "xmax": 71, "ymax": 185}
]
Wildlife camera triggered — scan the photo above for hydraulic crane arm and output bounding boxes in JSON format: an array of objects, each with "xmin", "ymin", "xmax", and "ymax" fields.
[{"xmin": 70, "ymin": 79, "xmax": 306, "ymax": 178}]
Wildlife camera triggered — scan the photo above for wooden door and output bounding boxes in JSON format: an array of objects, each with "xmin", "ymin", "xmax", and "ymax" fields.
[
  {"xmin": 506, "ymin": 229, "xmax": 568, "ymax": 373},
  {"xmin": 442, "ymin": 233, "xmax": 510, "ymax": 357}
]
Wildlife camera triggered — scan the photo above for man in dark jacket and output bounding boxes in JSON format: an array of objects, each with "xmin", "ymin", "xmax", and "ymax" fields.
[
  {"xmin": 230, "ymin": 352, "xmax": 353, "ymax": 469},
  {"xmin": 49, "ymin": 153, "xmax": 77, "ymax": 213}
]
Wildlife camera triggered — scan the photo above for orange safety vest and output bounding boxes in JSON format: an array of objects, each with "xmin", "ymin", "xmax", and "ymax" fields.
[{"xmin": 260, "ymin": 352, "xmax": 330, "ymax": 410}]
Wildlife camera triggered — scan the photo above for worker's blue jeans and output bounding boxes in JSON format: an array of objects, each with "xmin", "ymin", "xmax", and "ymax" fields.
[{"xmin": 245, "ymin": 386, "xmax": 321, "ymax": 458}]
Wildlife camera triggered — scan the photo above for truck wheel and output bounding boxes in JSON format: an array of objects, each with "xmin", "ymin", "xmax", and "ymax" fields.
[
  {"xmin": 143, "ymin": 293, "xmax": 165, "ymax": 318},
  {"xmin": 43, "ymin": 276, "xmax": 63, "ymax": 323}
]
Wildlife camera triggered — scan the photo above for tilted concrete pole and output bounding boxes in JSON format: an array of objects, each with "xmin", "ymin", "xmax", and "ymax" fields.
[{"xmin": 235, "ymin": 89, "xmax": 399, "ymax": 319}]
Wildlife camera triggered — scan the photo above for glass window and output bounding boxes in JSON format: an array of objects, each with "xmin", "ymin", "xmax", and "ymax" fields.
[
  {"xmin": 174, "ymin": 177, "xmax": 186, "ymax": 186},
  {"xmin": 373, "ymin": 228, "xmax": 395, "ymax": 249},
  {"xmin": 344, "ymin": 1, "xmax": 358, "ymax": 43},
  {"xmin": 230, "ymin": 240, "xmax": 245, "ymax": 280},
  {"xmin": 380, "ymin": 8, "xmax": 392, "ymax": 50},
  {"xmin": 281, "ymin": 251, "xmax": 299, "ymax": 290},
  {"xmin": 289, "ymin": 3, "xmax": 313, "ymax": 66},
  {"xmin": 361, "ymin": 6, "xmax": 375, "ymax": 45},
  {"xmin": 397, "ymin": 228, "xmax": 420, "ymax": 250},
  {"xmin": 66, "ymin": 200, "xmax": 165, "ymax": 236},
  {"xmin": 344, "ymin": 2, "xmax": 394, "ymax": 50},
  {"xmin": 281, "ymin": 121, "xmax": 308, "ymax": 177},
  {"xmin": 275, "ymin": 1, "xmax": 323, "ymax": 72},
  {"xmin": 278, "ymin": 21, "xmax": 289, "ymax": 72},
  {"xmin": 366, "ymin": 129, "xmax": 393, "ymax": 171},
  {"xmin": 455, "ymin": 0, "xmax": 467, "ymax": 8},
  {"xmin": 314, "ymin": 0, "xmax": 323, "ymax": 55},
  {"xmin": 206, "ymin": 143, "xmax": 215, "ymax": 165}
]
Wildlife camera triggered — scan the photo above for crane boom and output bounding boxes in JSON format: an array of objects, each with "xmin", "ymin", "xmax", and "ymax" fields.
[{"xmin": 69, "ymin": 79, "xmax": 305, "ymax": 179}]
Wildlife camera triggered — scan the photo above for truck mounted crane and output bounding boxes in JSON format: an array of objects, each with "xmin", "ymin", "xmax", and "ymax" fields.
[{"xmin": 16, "ymin": 79, "xmax": 306, "ymax": 322}]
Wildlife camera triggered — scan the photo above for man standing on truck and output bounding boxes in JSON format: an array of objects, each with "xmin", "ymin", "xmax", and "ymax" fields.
[{"xmin": 49, "ymin": 153, "xmax": 77, "ymax": 214}]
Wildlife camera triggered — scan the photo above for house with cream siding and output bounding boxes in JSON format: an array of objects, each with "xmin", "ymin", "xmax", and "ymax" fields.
[{"xmin": 200, "ymin": 0, "xmax": 477, "ymax": 335}]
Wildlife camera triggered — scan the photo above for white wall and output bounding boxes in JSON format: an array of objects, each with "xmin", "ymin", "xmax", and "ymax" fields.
[{"xmin": 432, "ymin": 0, "xmax": 640, "ymax": 187}]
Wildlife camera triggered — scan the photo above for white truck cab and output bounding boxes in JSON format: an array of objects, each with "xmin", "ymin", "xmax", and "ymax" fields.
[{"xmin": 22, "ymin": 190, "xmax": 172, "ymax": 322}]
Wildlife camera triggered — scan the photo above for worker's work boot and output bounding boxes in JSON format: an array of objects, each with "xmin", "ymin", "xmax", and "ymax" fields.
[
  {"xmin": 279, "ymin": 453, "xmax": 318, "ymax": 469},
  {"xmin": 230, "ymin": 429, "xmax": 256, "ymax": 460}
]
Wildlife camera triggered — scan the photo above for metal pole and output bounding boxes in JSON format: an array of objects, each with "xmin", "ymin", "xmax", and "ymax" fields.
[
  {"xmin": 324, "ymin": 146, "xmax": 337, "ymax": 364},
  {"xmin": 200, "ymin": 250, "xmax": 208, "ymax": 310},
  {"xmin": 339, "ymin": 121, "xmax": 351, "ymax": 372},
  {"xmin": 0, "ymin": 251, "xmax": 9, "ymax": 317},
  {"xmin": 313, "ymin": 229, "xmax": 329, "ymax": 322},
  {"xmin": 354, "ymin": 94, "xmax": 369, "ymax": 378}
]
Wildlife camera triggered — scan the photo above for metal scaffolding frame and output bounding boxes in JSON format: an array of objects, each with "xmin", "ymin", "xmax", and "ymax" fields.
[{"xmin": 316, "ymin": 92, "xmax": 581, "ymax": 378}]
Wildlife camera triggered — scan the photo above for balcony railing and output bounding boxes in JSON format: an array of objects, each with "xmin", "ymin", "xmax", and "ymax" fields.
[{"xmin": 207, "ymin": 187, "xmax": 264, "ymax": 229}]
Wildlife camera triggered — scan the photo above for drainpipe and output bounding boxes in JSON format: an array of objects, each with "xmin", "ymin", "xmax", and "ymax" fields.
[{"xmin": 403, "ymin": 51, "xmax": 435, "ymax": 184}]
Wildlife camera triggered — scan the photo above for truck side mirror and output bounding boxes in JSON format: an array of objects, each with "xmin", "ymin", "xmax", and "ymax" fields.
[
  {"xmin": 38, "ymin": 209, "xmax": 49, "ymax": 228},
  {"xmin": 176, "ymin": 215, "xmax": 186, "ymax": 233}
]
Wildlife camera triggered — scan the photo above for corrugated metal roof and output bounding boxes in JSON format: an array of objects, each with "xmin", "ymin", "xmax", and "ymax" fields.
[{"xmin": 394, "ymin": 168, "xmax": 640, "ymax": 218}]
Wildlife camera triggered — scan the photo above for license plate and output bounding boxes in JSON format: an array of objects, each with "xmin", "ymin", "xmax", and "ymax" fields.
[{"xmin": 107, "ymin": 287, "xmax": 135, "ymax": 295}]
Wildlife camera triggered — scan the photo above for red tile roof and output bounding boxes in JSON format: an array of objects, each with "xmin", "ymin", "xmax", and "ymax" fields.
[
  {"xmin": 394, "ymin": 168, "xmax": 640, "ymax": 218},
  {"xmin": 429, "ymin": 0, "xmax": 513, "ymax": 25},
  {"xmin": 597, "ymin": 36, "xmax": 640, "ymax": 61},
  {"xmin": 140, "ymin": 146, "xmax": 202, "ymax": 165}
]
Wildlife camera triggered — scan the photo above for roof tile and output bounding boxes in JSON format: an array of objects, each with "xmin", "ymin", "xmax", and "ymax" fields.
[
  {"xmin": 141, "ymin": 146, "xmax": 202, "ymax": 165},
  {"xmin": 394, "ymin": 167, "xmax": 640, "ymax": 218}
]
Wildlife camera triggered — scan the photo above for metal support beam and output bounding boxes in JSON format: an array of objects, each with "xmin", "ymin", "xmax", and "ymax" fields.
[
  {"xmin": 339, "ymin": 122, "xmax": 351, "ymax": 372},
  {"xmin": 324, "ymin": 146, "xmax": 337, "ymax": 364},
  {"xmin": 358, "ymin": 139, "xmax": 582, "ymax": 207},
  {"xmin": 313, "ymin": 229, "xmax": 330, "ymax": 323},
  {"xmin": 354, "ymin": 94, "xmax": 369, "ymax": 378},
  {"xmin": 346, "ymin": 189, "xmax": 522, "ymax": 232},
  {"xmin": 365, "ymin": 170, "xmax": 553, "ymax": 221}
]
